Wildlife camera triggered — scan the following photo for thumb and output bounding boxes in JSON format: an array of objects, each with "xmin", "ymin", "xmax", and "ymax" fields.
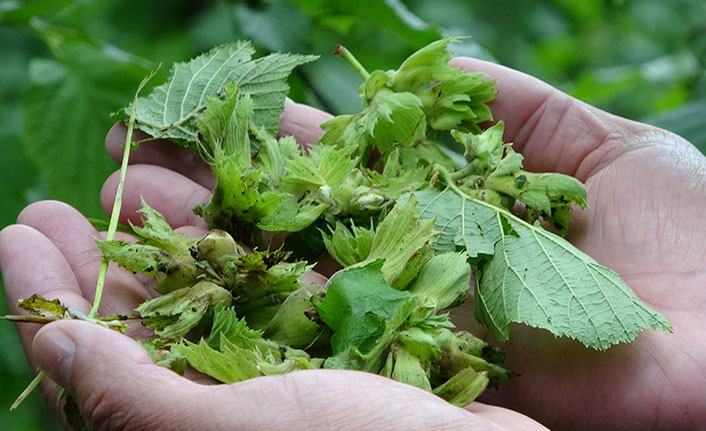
[
  {"xmin": 33, "ymin": 320, "xmax": 544, "ymax": 431},
  {"xmin": 33, "ymin": 320, "xmax": 206, "ymax": 430}
]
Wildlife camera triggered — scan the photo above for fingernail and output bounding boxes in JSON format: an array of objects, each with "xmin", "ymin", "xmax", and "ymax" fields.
[{"xmin": 33, "ymin": 326, "xmax": 75, "ymax": 387}]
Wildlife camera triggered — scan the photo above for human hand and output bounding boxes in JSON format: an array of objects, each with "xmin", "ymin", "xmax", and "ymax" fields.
[
  {"xmin": 445, "ymin": 58, "xmax": 706, "ymax": 430},
  {"xmin": 0, "ymin": 100, "xmax": 547, "ymax": 430}
]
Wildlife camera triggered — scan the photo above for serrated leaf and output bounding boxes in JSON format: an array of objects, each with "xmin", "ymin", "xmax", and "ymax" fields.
[
  {"xmin": 217, "ymin": 249, "xmax": 310, "ymax": 304},
  {"xmin": 390, "ymin": 37, "xmax": 496, "ymax": 133},
  {"xmin": 195, "ymin": 158, "xmax": 286, "ymax": 232},
  {"xmin": 253, "ymin": 129, "xmax": 299, "ymax": 186},
  {"xmin": 128, "ymin": 41, "xmax": 317, "ymax": 146},
  {"xmin": 136, "ymin": 281, "xmax": 231, "ymax": 344},
  {"xmin": 364, "ymin": 196, "xmax": 437, "ymax": 289},
  {"xmin": 320, "ymin": 78, "xmax": 426, "ymax": 155},
  {"xmin": 280, "ymin": 144, "xmax": 356, "ymax": 192},
  {"xmin": 175, "ymin": 339, "xmax": 261, "ymax": 384},
  {"xmin": 129, "ymin": 198, "xmax": 198, "ymax": 256},
  {"xmin": 405, "ymin": 189, "xmax": 672, "ymax": 350},
  {"xmin": 175, "ymin": 302, "xmax": 319, "ymax": 383},
  {"xmin": 95, "ymin": 239, "xmax": 200, "ymax": 293},
  {"xmin": 322, "ymin": 220, "xmax": 375, "ymax": 267},
  {"xmin": 207, "ymin": 302, "xmax": 279, "ymax": 356},
  {"xmin": 256, "ymin": 192, "xmax": 328, "ymax": 232},
  {"xmin": 317, "ymin": 260, "xmax": 413, "ymax": 355},
  {"xmin": 196, "ymin": 82, "xmax": 251, "ymax": 164}
]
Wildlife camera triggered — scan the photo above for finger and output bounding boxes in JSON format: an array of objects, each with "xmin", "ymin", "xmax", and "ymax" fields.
[
  {"xmin": 449, "ymin": 57, "xmax": 649, "ymax": 180},
  {"xmin": 33, "ymin": 320, "xmax": 511, "ymax": 431},
  {"xmin": 0, "ymin": 225, "xmax": 91, "ymax": 363},
  {"xmin": 278, "ymin": 98, "xmax": 332, "ymax": 147},
  {"xmin": 105, "ymin": 100, "xmax": 332, "ymax": 188},
  {"xmin": 100, "ymin": 164, "xmax": 211, "ymax": 230},
  {"xmin": 33, "ymin": 320, "xmax": 200, "ymax": 429},
  {"xmin": 465, "ymin": 402, "xmax": 549, "ymax": 430},
  {"xmin": 105, "ymin": 122, "xmax": 216, "ymax": 189},
  {"xmin": 16, "ymin": 201, "xmax": 149, "ymax": 315}
]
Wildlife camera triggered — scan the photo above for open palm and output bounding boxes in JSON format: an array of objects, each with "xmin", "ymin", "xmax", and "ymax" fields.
[{"xmin": 447, "ymin": 58, "xmax": 706, "ymax": 430}]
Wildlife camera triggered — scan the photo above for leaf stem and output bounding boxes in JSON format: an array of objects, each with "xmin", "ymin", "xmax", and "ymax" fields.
[
  {"xmin": 334, "ymin": 45, "xmax": 370, "ymax": 81},
  {"xmin": 436, "ymin": 165, "xmax": 470, "ymax": 198},
  {"xmin": 449, "ymin": 164, "xmax": 478, "ymax": 182},
  {"xmin": 0, "ymin": 313, "xmax": 140, "ymax": 324},
  {"xmin": 11, "ymin": 371, "xmax": 44, "ymax": 411},
  {"xmin": 89, "ymin": 67, "xmax": 160, "ymax": 319}
]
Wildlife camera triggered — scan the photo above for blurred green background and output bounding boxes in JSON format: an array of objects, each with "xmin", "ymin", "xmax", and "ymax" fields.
[{"xmin": 1, "ymin": 0, "xmax": 704, "ymax": 428}]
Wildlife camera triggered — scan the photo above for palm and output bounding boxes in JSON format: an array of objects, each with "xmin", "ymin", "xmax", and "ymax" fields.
[{"xmin": 448, "ymin": 59, "xmax": 706, "ymax": 429}]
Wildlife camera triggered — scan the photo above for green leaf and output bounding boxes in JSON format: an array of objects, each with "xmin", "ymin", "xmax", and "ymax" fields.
[
  {"xmin": 317, "ymin": 260, "xmax": 413, "ymax": 356},
  {"xmin": 128, "ymin": 41, "xmax": 317, "ymax": 146},
  {"xmin": 174, "ymin": 339, "xmax": 261, "ymax": 384},
  {"xmin": 452, "ymin": 122, "xmax": 507, "ymax": 174},
  {"xmin": 432, "ymin": 368, "xmax": 488, "ymax": 407},
  {"xmin": 322, "ymin": 220, "xmax": 375, "ymax": 267},
  {"xmin": 256, "ymin": 192, "xmax": 328, "ymax": 232},
  {"xmin": 365, "ymin": 196, "xmax": 437, "ymax": 289},
  {"xmin": 176, "ymin": 303, "xmax": 321, "ymax": 383},
  {"xmin": 196, "ymin": 82, "xmax": 251, "ymax": 164},
  {"xmin": 407, "ymin": 252, "xmax": 471, "ymax": 312},
  {"xmin": 218, "ymin": 250, "xmax": 309, "ymax": 305},
  {"xmin": 391, "ymin": 344, "xmax": 432, "ymax": 391},
  {"xmin": 129, "ymin": 198, "xmax": 198, "ymax": 256},
  {"xmin": 390, "ymin": 37, "xmax": 496, "ymax": 133},
  {"xmin": 253, "ymin": 129, "xmax": 299, "ymax": 187},
  {"xmin": 264, "ymin": 284, "xmax": 326, "ymax": 348},
  {"xmin": 280, "ymin": 144, "xmax": 357, "ymax": 192},
  {"xmin": 487, "ymin": 168, "xmax": 588, "ymax": 234},
  {"xmin": 406, "ymin": 189, "xmax": 672, "ymax": 350},
  {"xmin": 194, "ymin": 157, "xmax": 286, "ymax": 234},
  {"xmin": 207, "ymin": 302, "xmax": 279, "ymax": 357},
  {"xmin": 136, "ymin": 281, "xmax": 231, "ymax": 344},
  {"xmin": 320, "ymin": 85, "xmax": 426, "ymax": 155},
  {"xmin": 95, "ymin": 239, "xmax": 200, "ymax": 294}
]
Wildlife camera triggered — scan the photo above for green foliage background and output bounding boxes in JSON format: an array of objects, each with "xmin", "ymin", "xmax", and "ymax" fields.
[{"xmin": 1, "ymin": 0, "xmax": 704, "ymax": 428}]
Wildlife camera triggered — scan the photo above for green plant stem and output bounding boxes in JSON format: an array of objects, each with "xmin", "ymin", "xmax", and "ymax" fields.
[
  {"xmin": 89, "ymin": 67, "xmax": 159, "ymax": 319},
  {"xmin": 10, "ymin": 371, "xmax": 45, "ymax": 411},
  {"xmin": 0, "ymin": 313, "xmax": 140, "ymax": 324},
  {"xmin": 88, "ymin": 113, "xmax": 134, "ymax": 318},
  {"xmin": 449, "ymin": 163, "xmax": 479, "ymax": 182},
  {"xmin": 436, "ymin": 165, "xmax": 474, "ymax": 199},
  {"xmin": 334, "ymin": 44, "xmax": 370, "ymax": 80}
]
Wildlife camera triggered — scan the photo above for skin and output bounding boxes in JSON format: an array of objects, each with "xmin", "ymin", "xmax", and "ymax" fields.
[{"xmin": 1, "ymin": 57, "xmax": 704, "ymax": 430}]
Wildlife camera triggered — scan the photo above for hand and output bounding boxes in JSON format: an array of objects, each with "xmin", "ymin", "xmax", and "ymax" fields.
[
  {"xmin": 0, "ymin": 100, "xmax": 546, "ymax": 430},
  {"xmin": 446, "ymin": 58, "xmax": 706, "ymax": 430}
]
